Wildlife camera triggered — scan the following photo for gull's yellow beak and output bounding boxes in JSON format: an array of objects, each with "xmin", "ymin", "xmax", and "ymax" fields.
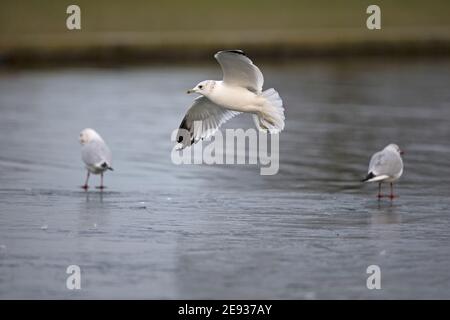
[{"xmin": 186, "ymin": 88, "xmax": 195, "ymax": 94}]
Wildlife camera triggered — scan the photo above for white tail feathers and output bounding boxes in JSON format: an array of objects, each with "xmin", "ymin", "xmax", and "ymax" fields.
[
  {"xmin": 253, "ymin": 88, "xmax": 285, "ymax": 133},
  {"xmin": 366, "ymin": 174, "xmax": 390, "ymax": 182}
]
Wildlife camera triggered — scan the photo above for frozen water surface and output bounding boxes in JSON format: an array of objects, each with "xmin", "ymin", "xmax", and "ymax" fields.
[{"xmin": 0, "ymin": 59, "xmax": 449, "ymax": 298}]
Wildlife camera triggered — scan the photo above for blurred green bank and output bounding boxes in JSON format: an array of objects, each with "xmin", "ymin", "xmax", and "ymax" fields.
[{"xmin": 1, "ymin": 0, "xmax": 449, "ymax": 65}]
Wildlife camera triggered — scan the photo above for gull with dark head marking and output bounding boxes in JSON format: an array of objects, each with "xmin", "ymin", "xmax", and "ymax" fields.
[
  {"xmin": 176, "ymin": 50, "xmax": 285, "ymax": 149},
  {"xmin": 362, "ymin": 143, "xmax": 404, "ymax": 199},
  {"xmin": 79, "ymin": 128, "xmax": 113, "ymax": 190}
]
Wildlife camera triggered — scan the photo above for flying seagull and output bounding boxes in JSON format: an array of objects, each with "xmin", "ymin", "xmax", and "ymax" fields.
[
  {"xmin": 79, "ymin": 128, "xmax": 113, "ymax": 189},
  {"xmin": 362, "ymin": 143, "xmax": 404, "ymax": 199},
  {"xmin": 175, "ymin": 50, "xmax": 285, "ymax": 149}
]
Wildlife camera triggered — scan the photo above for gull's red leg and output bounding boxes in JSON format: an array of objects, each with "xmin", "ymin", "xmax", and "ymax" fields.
[
  {"xmin": 377, "ymin": 182, "xmax": 383, "ymax": 199},
  {"xmin": 389, "ymin": 182, "xmax": 395, "ymax": 200},
  {"xmin": 96, "ymin": 172, "xmax": 105, "ymax": 190},
  {"xmin": 81, "ymin": 171, "xmax": 90, "ymax": 189}
]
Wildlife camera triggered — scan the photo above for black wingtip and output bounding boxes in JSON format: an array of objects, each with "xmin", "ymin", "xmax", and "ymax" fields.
[
  {"xmin": 222, "ymin": 49, "xmax": 246, "ymax": 56},
  {"xmin": 176, "ymin": 117, "xmax": 194, "ymax": 146},
  {"xmin": 101, "ymin": 162, "xmax": 113, "ymax": 171},
  {"xmin": 362, "ymin": 172, "xmax": 375, "ymax": 182}
]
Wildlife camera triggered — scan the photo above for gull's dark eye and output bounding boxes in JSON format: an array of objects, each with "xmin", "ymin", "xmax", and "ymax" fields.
[{"xmin": 198, "ymin": 85, "xmax": 203, "ymax": 89}]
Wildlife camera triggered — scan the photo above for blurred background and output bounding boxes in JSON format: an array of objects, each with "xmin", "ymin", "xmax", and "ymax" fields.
[
  {"xmin": 1, "ymin": 0, "xmax": 450, "ymax": 65},
  {"xmin": 0, "ymin": 1, "xmax": 449, "ymax": 299}
]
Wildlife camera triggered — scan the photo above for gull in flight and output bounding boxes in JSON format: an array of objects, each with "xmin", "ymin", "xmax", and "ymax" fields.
[
  {"xmin": 79, "ymin": 128, "xmax": 113, "ymax": 189},
  {"xmin": 176, "ymin": 50, "xmax": 285, "ymax": 149},
  {"xmin": 362, "ymin": 143, "xmax": 404, "ymax": 199}
]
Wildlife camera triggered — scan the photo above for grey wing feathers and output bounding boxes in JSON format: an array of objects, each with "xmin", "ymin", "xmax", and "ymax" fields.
[
  {"xmin": 176, "ymin": 96, "xmax": 240, "ymax": 149},
  {"xmin": 82, "ymin": 140, "xmax": 112, "ymax": 168},
  {"xmin": 368, "ymin": 151, "xmax": 385, "ymax": 174},
  {"xmin": 214, "ymin": 50, "xmax": 264, "ymax": 93},
  {"xmin": 368, "ymin": 150, "xmax": 401, "ymax": 177}
]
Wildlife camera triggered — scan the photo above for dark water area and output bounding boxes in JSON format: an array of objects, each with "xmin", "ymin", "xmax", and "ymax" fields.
[{"xmin": 0, "ymin": 58, "xmax": 449, "ymax": 298}]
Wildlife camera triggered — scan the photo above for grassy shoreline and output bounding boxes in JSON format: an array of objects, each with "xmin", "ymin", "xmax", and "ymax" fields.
[
  {"xmin": 1, "ymin": 1, "xmax": 450, "ymax": 66},
  {"xmin": 2, "ymin": 28, "xmax": 450, "ymax": 66}
]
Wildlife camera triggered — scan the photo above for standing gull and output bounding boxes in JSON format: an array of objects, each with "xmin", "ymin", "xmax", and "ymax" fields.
[
  {"xmin": 176, "ymin": 50, "xmax": 285, "ymax": 149},
  {"xmin": 79, "ymin": 128, "xmax": 113, "ymax": 189},
  {"xmin": 362, "ymin": 143, "xmax": 404, "ymax": 199}
]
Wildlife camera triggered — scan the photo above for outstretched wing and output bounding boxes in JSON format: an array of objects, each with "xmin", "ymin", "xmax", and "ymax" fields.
[
  {"xmin": 214, "ymin": 50, "xmax": 264, "ymax": 93},
  {"xmin": 176, "ymin": 96, "xmax": 240, "ymax": 149}
]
